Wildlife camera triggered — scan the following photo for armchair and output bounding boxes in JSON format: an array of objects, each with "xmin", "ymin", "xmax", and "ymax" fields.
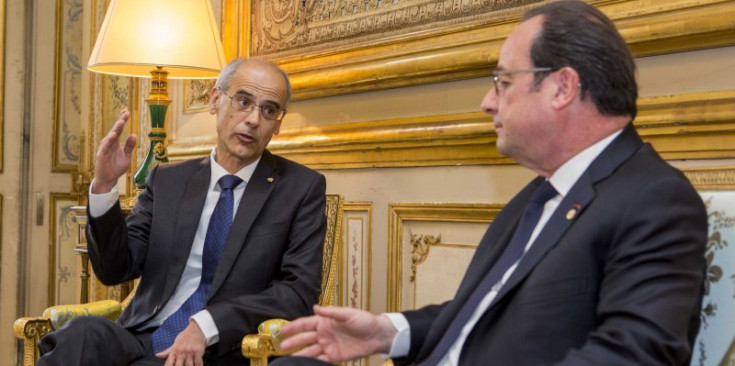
[{"xmin": 14, "ymin": 194, "xmax": 343, "ymax": 366}]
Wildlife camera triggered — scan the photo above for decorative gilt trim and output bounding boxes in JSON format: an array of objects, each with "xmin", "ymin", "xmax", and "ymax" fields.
[
  {"xmin": 52, "ymin": 0, "xmax": 80, "ymax": 172},
  {"xmin": 681, "ymin": 166, "xmax": 735, "ymax": 190},
  {"xmin": 258, "ymin": 0, "xmax": 735, "ymax": 100},
  {"xmin": 168, "ymin": 91, "xmax": 735, "ymax": 169},
  {"xmin": 409, "ymin": 233, "xmax": 441, "ymax": 283},
  {"xmin": 341, "ymin": 202, "xmax": 373, "ymax": 311},
  {"xmin": 320, "ymin": 195, "xmax": 344, "ymax": 306},
  {"xmin": 387, "ymin": 203, "xmax": 503, "ymax": 312},
  {"xmin": 241, "ymin": 334, "xmax": 272, "ymax": 366},
  {"xmin": 13, "ymin": 317, "xmax": 55, "ymax": 366},
  {"xmin": 48, "ymin": 193, "xmax": 78, "ymax": 307}
]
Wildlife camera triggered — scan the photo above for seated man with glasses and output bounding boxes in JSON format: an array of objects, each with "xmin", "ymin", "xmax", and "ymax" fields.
[
  {"xmin": 273, "ymin": 1, "xmax": 707, "ymax": 365},
  {"xmin": 37, "ymin": 58, "xmax": 327, "ymax": 366}
]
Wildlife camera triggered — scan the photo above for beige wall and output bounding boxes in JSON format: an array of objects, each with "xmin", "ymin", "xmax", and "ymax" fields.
[
  {"xmin": 2, "ymin": 1, "xmax": 734, "ymax": 365},
  {"xmin": 1, "ymin": 0, "xmax": 25, "ymax": 363}
]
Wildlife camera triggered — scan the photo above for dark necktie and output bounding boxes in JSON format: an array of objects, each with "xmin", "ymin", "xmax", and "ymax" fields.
[
  {"xmin": 151, "ymin": 174, "xmax": 243, "ymax": 353},
  {"xmin": 417, "ymin": 180, "xmax": 557, "ymax": 365}
]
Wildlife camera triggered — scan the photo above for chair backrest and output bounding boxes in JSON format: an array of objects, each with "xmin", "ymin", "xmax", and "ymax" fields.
[{"xmin": 319, "ymin": 194, "xmax": 344, "ymax": 306}]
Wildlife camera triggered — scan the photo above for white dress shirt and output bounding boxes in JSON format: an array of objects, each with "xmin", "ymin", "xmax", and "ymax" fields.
[
  {"xmin": 88, "ymin": 149, "xmax": 259, "ymax": 346},
  {"xmin": 385, "ymin": 129, "xmax": 623, "ymax": 364}
]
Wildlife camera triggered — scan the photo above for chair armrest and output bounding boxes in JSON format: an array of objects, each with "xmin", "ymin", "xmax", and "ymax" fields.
[
  {"xmin": 42, "ymin": 299, "xmax": 122, "ymax": 329},
  {"xmin": 14, "ymin": 317, "xmax": 55, "ymax": 366},
  {"xmin": 242, "ymin": 319, "xmax": 291, "ymax": 366}
]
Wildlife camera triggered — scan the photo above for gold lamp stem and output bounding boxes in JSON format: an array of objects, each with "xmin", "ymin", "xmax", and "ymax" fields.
[{"xmin": 133, "ymin": 67, "xmax": 171, "ymax": 189}]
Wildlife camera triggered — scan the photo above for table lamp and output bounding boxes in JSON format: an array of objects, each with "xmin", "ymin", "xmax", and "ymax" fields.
[{"xmin": 88, "ymin": 0, "xmax": 225, "ymax": 189}]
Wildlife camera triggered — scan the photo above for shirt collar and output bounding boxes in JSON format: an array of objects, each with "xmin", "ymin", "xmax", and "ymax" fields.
[
  {"xmin": 208, "ymin": 148, "xmax": 260, "ymax": 191},
  {"xmin": 548, "ymin": 129, "xmax": 623, "ymax": 197}
]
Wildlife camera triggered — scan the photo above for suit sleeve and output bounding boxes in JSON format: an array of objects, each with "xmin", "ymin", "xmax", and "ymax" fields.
[
  {"xmin": 554, "ymin": 176, "xmax": 707, "ymax": 365},
  {"xmin": 207, "ymin": 173, "xmax": 327, "ymax": 355},
  {"xmin": 86, "ymin": 166, "xmax": 157, "ymax": 286}
]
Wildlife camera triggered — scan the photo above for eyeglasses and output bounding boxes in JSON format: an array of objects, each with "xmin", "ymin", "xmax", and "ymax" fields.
[
  {"xmin": 491, "ymin": 67, "xmax": 558, "ymax": 96},
  {"xmin": 219, "ymin": 88, "xmax": 286, "ymax": 121}
]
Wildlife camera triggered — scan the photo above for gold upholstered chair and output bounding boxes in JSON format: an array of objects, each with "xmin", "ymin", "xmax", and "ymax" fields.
[{"xmin": 14, "ymin": 194, "xmax": 343, "ymax": 366}]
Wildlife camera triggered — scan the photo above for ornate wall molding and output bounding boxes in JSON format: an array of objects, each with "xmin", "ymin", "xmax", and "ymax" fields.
[
  {"xmin": 53, "ymin": 0, "xmax": 82, "ymax": 172},
  {"xmin": 244, "ymin": 0, "xmax": 735, "ymax": 100},
  {"xmin": 387, "ymin": 203, "xmax": 503, "ymax": 312},
  {"xmin": 409, "ymin": 233, "xmax": 441, "ymax": 283},
  {"xmin": 48, "ymin": 193, "xmax": 78, "ymax": 307},
  {"xmin": 341, "ymin": 202, "xmax": 373, "ymax": 312},
  {"xmin": 683, "ymin": 166, "xmax": 735, "ymax": 190},
  {"xmin": 169, "ymin": 90, "xmax": 735, "ymax": 169}
]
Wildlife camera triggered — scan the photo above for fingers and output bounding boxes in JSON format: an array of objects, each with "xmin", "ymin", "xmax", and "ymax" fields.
[
  {"xmin": 279, "ymin": 329, "xmax": 317, "ymax": 351},
  {"xmin": 291, "ymin": 342, "xmax": 323, "ymax": 358},
  {"xmin": 314, "ymin": 305, "xmax": 360, "ymax": 323},
  {"xmin": 156, "ymin": 347, "xmax": 170, "ymax": 359},
  {"xmin": 112, "ymin": 109, "xmax": 130, "ymax": 134},
  {"xmin": 98, "ymin": 110, "xmax": 131, "ymax": 154},
  {"xmin": 280, "ymin": 315, "xmax": 320, "ymax": 337},
  {"xmin": 123, "ymin": 135, "xmax": 138, "ymax": 157}
]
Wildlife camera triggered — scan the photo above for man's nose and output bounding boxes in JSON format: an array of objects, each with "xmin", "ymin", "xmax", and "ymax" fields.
[
  {"xmin": 242, "ymin": 107, "xmax": 262, "ymax": 127},
  {"xmin": 481, "ymin": 87, "xmax": 498, "ymax": 115}
]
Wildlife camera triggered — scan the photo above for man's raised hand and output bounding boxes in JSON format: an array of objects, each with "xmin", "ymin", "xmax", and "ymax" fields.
[{"xmin": 91, "ymin": 110, "xmax": 137, "ymax": 193}]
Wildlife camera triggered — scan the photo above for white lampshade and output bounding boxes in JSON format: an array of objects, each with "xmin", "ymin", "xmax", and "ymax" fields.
[{"xmin": 88, "ymin": 0, "xmax": 226, "ymax": 79}]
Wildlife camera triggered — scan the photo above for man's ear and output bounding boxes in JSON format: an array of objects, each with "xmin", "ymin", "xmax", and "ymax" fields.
[
  {"xmin": 208, "ymin": 87, "xmax": 220, "ymax": 115},
  {"xmin": 551, "ymin": 67, "xmax": 580, "ymax": 110}
]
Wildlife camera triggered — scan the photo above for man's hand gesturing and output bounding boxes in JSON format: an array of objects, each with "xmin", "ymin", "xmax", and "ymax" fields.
[{"xmin": 91, "ymin": 110, "xmax": 137, "ymax": 194}]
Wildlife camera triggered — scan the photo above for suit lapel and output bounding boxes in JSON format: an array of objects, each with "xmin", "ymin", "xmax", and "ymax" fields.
[
  {"xmin": 210, "ymin": 150, "xmax": 279, "ymax": 296},
  {"xmin": 489, "ymin": 123, "xmax": 643, "ymax": 309},
  {"xmin": 161, "ymin": 158, "xmax": 211, "ymax": 302}
]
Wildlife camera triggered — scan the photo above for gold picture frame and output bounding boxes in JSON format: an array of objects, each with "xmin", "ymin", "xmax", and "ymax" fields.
[
  {"xmin": 387, "ymin": 203, "xmax": 503, "ymax": 312},
  {"xmin": 53, "ymin": 0, "xmax": 83, "ymax": 172},
  {"xmin": 241, "ymin": 0, "xmax": 735, "ymax": 100}
]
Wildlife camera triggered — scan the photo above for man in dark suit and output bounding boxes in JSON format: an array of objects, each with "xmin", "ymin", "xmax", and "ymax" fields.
[
  {"xmin": 38, "ymin": 58, "xmax": 327, "ymax": 366},
  {"xmin": 273, "ymin": 1, "xmax": 707, "ymax": 365}
]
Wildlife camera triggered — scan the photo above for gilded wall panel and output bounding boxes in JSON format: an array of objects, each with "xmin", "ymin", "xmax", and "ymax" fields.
[
  {"xmin": 387, "ymin": 203, "xmax": 503, "ymax": 312},
  {"xmin": 168, "ymin": 91, "xmax": 735, "ymax": 169},
  {"xmin": 251, "ymin": 0, "xmax": 541, "ymax": 59},
  {"xmin": 53, "ymin": 0, "xmax": 83, "ymax": 172},
  {"xmin": 241, "ymin": 0, "xmax": 735, "ymax": 100},
  {"xmin": 48, "ymin": 193, "xmax": 80, "ymax": 307},
  {"xmin": 341, "ymin": 202, "xmax": 372, "ymax": 310},
  {"xmin": 341, "ymin": 202, "xmax": 372, "ymax": 366}
]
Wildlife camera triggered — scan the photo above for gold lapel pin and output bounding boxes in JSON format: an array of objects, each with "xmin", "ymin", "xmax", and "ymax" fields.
[
  {"xmin": 267, "ymin": 177, "xmax": 274, "ymax": 183},
  {"xmin": 566, "ymin": 203, "xmax": 581, "ymax": 220}
]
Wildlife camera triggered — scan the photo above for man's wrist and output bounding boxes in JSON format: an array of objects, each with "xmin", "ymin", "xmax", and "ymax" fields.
[
  {"xmin": 90, "ymin": 178, "xmax": 116, "ymax": 194},
  {"xmin": 377, "ymin": 314, "xmax": 399, "ymax": 354}
]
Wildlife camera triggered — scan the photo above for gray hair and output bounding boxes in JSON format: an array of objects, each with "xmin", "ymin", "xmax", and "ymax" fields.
[{"xmin": 215, "ymin": 57, "xmax": 292, "ymax": 109}]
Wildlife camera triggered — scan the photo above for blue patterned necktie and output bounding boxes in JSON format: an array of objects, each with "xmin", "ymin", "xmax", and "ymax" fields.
[
  {"xmin": 417, "ymin": 181, "xmax": 557, "ymax": 365},
  {"xmin": 151, "ymin": 175, "xmax": 242, "ymax": 353}
]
